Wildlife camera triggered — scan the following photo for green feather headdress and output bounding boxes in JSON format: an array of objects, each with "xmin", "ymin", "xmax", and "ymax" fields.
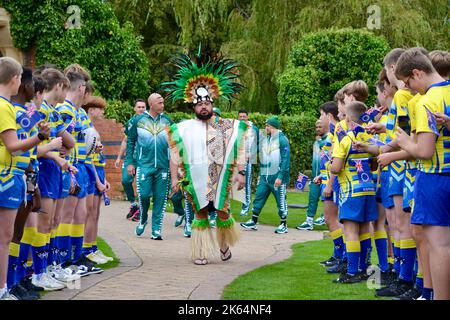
[{"xmin": 161, "ymin": 45, "xmax": 243, "ymax": 104}]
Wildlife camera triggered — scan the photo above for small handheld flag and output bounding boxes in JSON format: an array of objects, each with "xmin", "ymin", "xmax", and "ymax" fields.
[
  {"xmin": 360, "ymin": 107, "xmax": 381, "ymax": 123},
  {"xmin": 424, "ymin": 107, "xmax": 440, "ymax": 137},
  {"xmin": 336, "ymin": 124, "xmax": 347, "ymax": 142},
  {"xmin": 367, "ymin": 137, "xmax": 386, "ymax": 147},
  {"xmin": 17, "ymin": 105, "xmax": 44, "ymax": 132},
  {"xmin": 350, "ymin": 122, "xmax": 365, "ymax": 137},
  {"xmin": 295, "ymin": 172, "xmax": 309, "ymax": 191}
]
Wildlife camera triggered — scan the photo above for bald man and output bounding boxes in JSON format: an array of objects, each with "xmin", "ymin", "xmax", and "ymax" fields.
[{"xmin": 124, "ymin": 93, "xmax": 173, "ymax": 240}]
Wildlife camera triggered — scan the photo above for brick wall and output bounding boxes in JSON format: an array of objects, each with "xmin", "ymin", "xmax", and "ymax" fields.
[{"xmin": 91, "ymin": 115, "xmax": 127, "ymax": 200}]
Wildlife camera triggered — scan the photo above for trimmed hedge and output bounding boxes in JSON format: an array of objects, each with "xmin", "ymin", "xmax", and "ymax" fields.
[
  {"xmin": 105, "ymin": 101, "xmax": 317, "ymax": 186},
  {"xmin": 278, "ymin": 28, "xmax": 390, "ymax": 116}
]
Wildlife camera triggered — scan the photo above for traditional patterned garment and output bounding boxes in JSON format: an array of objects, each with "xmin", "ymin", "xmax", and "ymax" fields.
[{"xmin": 167, "ymin": 116, "xmax": 248, "ymax": 212}]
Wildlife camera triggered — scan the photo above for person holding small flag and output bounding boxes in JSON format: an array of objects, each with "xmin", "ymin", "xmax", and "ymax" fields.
[
  {"xmin": 297, "ymin": 119, "xmax": 327, "ymax": 231},
  {"xmin": 241, "ymin": 116, "xmax": 291, "ymax": 234}
]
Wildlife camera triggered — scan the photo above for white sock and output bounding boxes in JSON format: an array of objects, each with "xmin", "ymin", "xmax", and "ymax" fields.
[
  {"xmin": 0, "ymin": 286, "xmax": 7, "ymax": 296},
  {"xmin": 306, "ymin": 217, "xmax": 314, "ymax": 224}
]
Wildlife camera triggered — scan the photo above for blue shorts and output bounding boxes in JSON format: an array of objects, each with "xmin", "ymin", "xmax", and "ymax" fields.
[
  {"xmin": 73, "ymin": 163, "xmax": 89, "ymax": 199},
  {"xmin": 59, "ymin": 170, "xmax": 71, "ymax": 199},
  {"xmin": 0, "ymin": 174, "xmax": 26, "ymax": 209},
  {"xmin": 411, "ymin": 171, "xmax": 450, "ymax": 226},
  {"xmin": 94, "ymin": 166, "xmax": 105, "ymax": 196},
  {"xmin": 338, "ymin": 195, "xmax": 378, "ymax": 223},
  {"xmin": 85, "ymin": 164, "xmax": 96, "ymax": 195},
  {"xmin": 403, "ymin": 167, "xmax": 417, "ymax": 213},
  {"xmin": 388, "ymin": 162, "xmax": 405, "ymax": 197},
  {"xmin": 320, "ymin": 183, "xmax": 335, "ymax": 201},
  {"xmin": 377, "ymin": 170, "xmax": 394, "ymax": 209},
  {"xmin": 38, "ymin": 158, "xmax": 62, "ymax": 200}
]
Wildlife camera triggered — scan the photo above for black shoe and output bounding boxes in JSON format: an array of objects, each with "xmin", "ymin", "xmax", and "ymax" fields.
[
  {"xmin": 327, "ymin": 260, "xmax": 347, "ymax": 274},
  {"xmin": 320, "ymin": 256, "xmax": 339, "ymax": 267},
  {"xmin": 9, "ymin": 284, "xmax": 39, "ymax": 300},
  {"xmin": 392, "ymin": 287, "xmax": 422, "ymax": 300},
  {"xmin": 357, "ymin": 270, "xmax": 372, "ymax": 281},
  {"xmin": 126, "ymin": 204, "xmax": 139, "ymax": 220},
  {"xmin": 381, "ymin": 270, "xmax": 398, "ymax": 286},
  {"xmin": 375, "ymin": 279, "xmax": 414, "ymax": 297},
  {"xmin": 20, "ymin": 276, "xmax": 44, "ymax": 292},
  {"xmin": 333, "ymin": 273, "xmax": 362, "ymax": 284}
]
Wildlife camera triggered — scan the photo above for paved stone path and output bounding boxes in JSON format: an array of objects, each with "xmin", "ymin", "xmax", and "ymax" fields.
[{"xmin": 44, "ymin": 200, "xmax": 323, "ymax": 300}]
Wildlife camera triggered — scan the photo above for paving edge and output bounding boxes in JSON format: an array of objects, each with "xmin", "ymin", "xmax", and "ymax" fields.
[
  {"xmin": 42, "ymin": 231, "xmax": 143, "ymax": 300},
  {"xmin": 188, "ymin": 231, "xmax": 325, "ymax": 300}
]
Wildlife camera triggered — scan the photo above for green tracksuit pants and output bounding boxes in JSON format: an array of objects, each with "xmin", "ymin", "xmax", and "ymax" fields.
[
  {"xmin": 306, "ymin": 182, "xmax": 321, "ymax": 218},
  {"xmin": 136, "ymin": 167, "xmax": 169, "ymax": 233},
  {"xmin": 251, "ymin": 175, "xmax": 288, "ymax": 223},
  {"xmin": 122, "ymin": 164, "xmax": 136, "ymax": 203}
]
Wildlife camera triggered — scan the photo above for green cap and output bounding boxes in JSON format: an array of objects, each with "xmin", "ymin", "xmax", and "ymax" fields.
[
  {"xmin": 212, "ymin": 107, "xmax": 221, "ymax": 116},
  {"xmin": 266, "ymin": 116, "xmax": 280, "ymax": 129}
]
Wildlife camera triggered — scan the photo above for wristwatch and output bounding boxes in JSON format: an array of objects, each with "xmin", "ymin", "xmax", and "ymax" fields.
[
  {"xmin": 238, "ymin": 170, "xmax": 246, "ymax": 176},
  {"xmin": 37, "ymin": 133, "xmax": 46, "ymax": 141}
]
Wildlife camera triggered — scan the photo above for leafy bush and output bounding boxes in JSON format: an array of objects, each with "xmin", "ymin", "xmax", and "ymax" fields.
[
  {"xmin": 278, "ymin": 28, "xmax": 390, "ymax": 115},
  {"xmin": 2, "ymin": 0, "xmax": 150, "ymax": 102}
]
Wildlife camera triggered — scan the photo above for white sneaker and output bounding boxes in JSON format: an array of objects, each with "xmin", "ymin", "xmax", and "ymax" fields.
[
  {"xmin": 50, "ymin": 265, "xmax": 81, "ymax": 283},
  {"xmin": 0, "ymin": 290, "xmax": 18, "ymax": 300},
  {"xmin": 94, "ymin": 250, "xmax": 113, "ymax": 262},
  {"xmin": 86, "ymin": 252, "xmax": 108, "ymax": 265},
  {"xmin": 32, "ymin": 273, "xmax": 65, "ymax": 291}
]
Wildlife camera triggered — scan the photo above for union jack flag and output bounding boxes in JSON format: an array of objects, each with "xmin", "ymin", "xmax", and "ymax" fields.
[
  {"xmin": 360, "ymin": 107, "xmax": 381, "ymax": 123},
  {"xmin": 351, "ymin": 122, "xmax": 365, "ymax": 137},
  {"xmin": 354, "ymin": 159, "xmax": 364, "ymax": 172}
]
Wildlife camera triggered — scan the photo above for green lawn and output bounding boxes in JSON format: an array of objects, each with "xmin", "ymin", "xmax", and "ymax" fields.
[
  {"xmin": 222, "ymin": 239, "xmax": 388, "ymax": 300},
  {"xmin": 166, "ymin": 190, "xmax": 328, "ymax": 231},
  {"xmin": 96, "ymin": 236, "xmax": 120, "ymax": 269}
]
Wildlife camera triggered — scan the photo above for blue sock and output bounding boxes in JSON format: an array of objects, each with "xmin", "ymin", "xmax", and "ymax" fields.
[
  {"xmin": 374, "ymin": 231, "xmax": 389, "ymax": 272},
  {"xmin": 359, "ymin": 234, "xmax": 372, "ymax": 272},
  {"xmin": 31, "ymin": 233, "xmax": 49, "ymax": 275},
  {"xmin": 415, "ymin": 275, "xmax": 424, "ymax": 293},
  {"xmin": 330, "ymin": 229, "xmax": 344, "ymax": 259},
  {"xmin": 399, "ymin": 239, "xmax": 416, "ymax": 282},
  {"xmin": 422, "ymin": 287, "xmax": 434, "ymax": 300},
  {"xmin": 57, "ymin": 236, "xmax": 72, "ymax": 264},
  {"xmin": 393, "ymin": 242, "xmax": 401, "ymax": 274},
  {"xmin": 7, "ymin": 255, "xmax": 18, "ymax": 288},
  {"xmin": 48, "ymin": 236, "xmax": 57, "ymax": 266},
  {"xmin": 82, "ymin": 243, "xmax": 93, "ymax": 257},
  {"xmin": 346, "ymin": 241, "xmax": 360, "ymax": 275},
  {"xmin": 92, "ymin": 244, "xmax": 98, "ymax": 252},
  {"xmin": 71, "ymin": 224, "xmax": 84, "ymax": 262},
  {"xmin": 16, "ymin": 242, "xmax": 31, "ymax": 283},
  {"xmin": 71, "ymin": 237, "xmax": 83, "ymax": 262}
]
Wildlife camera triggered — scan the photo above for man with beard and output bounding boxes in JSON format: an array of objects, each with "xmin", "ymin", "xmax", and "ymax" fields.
[{"xmin": 163, "ymin": 48, "xmax": 247, "ymax": 265}]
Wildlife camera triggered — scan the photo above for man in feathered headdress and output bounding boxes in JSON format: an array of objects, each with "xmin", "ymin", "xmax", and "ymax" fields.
[{"xmin": 163, "ymin": 47, "xmax": 247, "ymax": 265}]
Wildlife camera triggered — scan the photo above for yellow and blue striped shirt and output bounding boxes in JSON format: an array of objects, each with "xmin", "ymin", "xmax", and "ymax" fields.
[{"xmin": 415, "ymin": 80, "xmax": 450, "ymax": 174}]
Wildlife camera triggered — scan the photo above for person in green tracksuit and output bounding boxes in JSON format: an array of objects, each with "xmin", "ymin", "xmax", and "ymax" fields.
[
  {"xmin": 115, "ymin": 99, "xmax": 147, "ymax": 221},
  {"xmin": 125, "ymin": 93, "xmax": 173, "ymax": 240},
  {"xmin": 241, "ymin": 116, "xmax": 291, "ymax": 234},
  {"xmin": 296, "ymin": 119, "xmax": 328, "ymax": 230}
]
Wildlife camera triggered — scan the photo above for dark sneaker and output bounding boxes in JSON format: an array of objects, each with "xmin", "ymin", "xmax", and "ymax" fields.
[
  {"xmin": 126, "ymin": 203, "xmax": 139, "ymax": 220},
  {"xmin": 174, "ymin": 214, "xmax": 185, "ymax": 228},
  {"xmin": 320, "ymin": 256, "xmax": 338, "ymax": 267},
  {"xmin": 9, "ymin": 284, "xmax": 39, "ymax": 300},
  {"xmin": 21, "ymin": 276, "xmax": 44, "ymax": 292},
  {"xmin": 333, "ymin": 273, "xmax": 362, "ymax": 284},
  {"xmin": 327, "ymin": 260, "xmax": 347, "ymax": 274},
  {"xmin": 131, "ymin": 210, "xmax": 140, "ymax": 222},
  {"xmin": 392, "ymin": 287, "xmax": 422, "ymax": 300},
  {"xmin": 375, "ymin": 279, "xmax": 414, "ymax": 297},
  {"xmin": 379, "ymin": 270, "xmax": 397, "ymax": 287}
]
